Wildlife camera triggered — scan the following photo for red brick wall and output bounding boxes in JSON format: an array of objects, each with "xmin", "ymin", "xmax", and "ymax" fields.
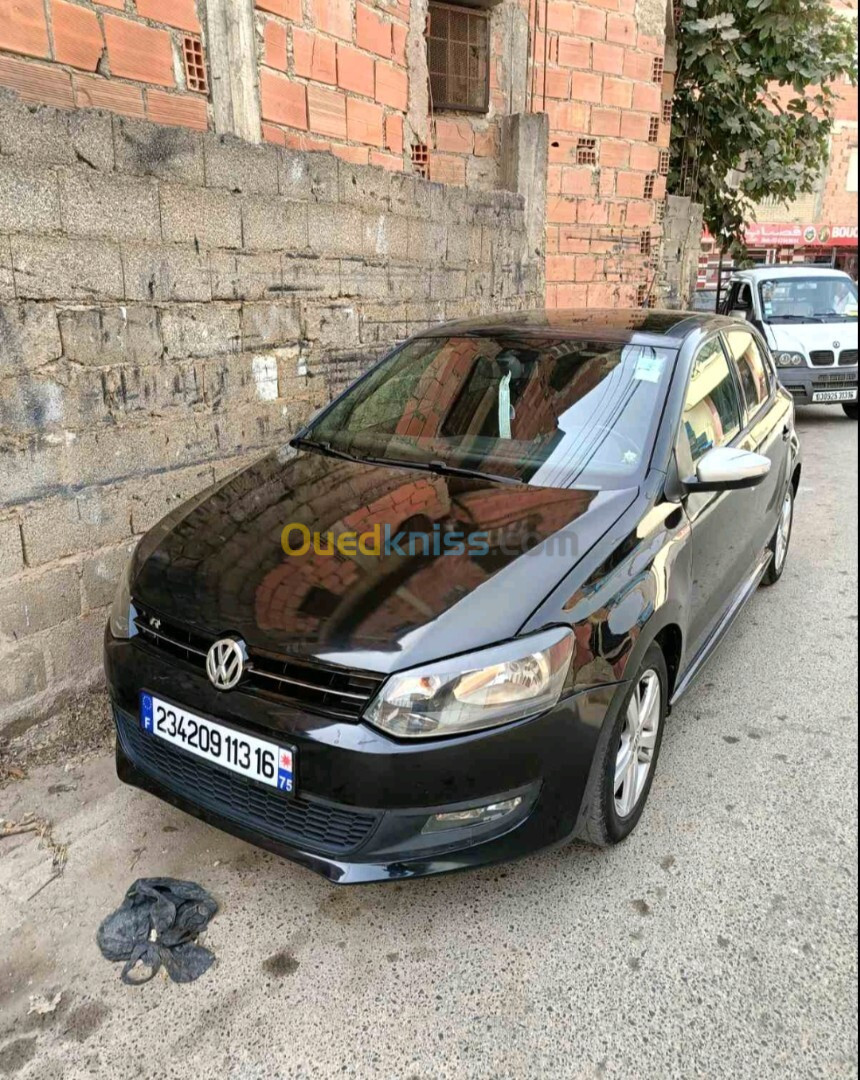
[
  {"xmin": 538, "ymin": 0, "xmax": 672, "ymax": 308},
  {"xmin": 0, "ymin": 0, "xmax": 209, "ymax": 127},
  {"xmin": 257, "ymin": 0, "xmax": 407, "ymax": 171},
  {"xmin": 822, "ymin": 125, "xmax": 859, "ymax": 225}
]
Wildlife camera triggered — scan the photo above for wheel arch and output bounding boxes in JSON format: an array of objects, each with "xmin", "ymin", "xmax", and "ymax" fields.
[{"xmin": 653, "ymin": 623, "xmax": 683, "ymax": 704}]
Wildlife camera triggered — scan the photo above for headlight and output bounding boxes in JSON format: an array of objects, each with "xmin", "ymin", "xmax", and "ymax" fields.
[
  {"xmin": 776, "ymin": 351, "xmax": 805, "ymax": 368},
  {"xmin": 364, "ymin": 627, "xmax": 575, "ymax": 738},
  {"xmin": 109, "ymin": 550, "xmax": 138, "ymax": 639}
]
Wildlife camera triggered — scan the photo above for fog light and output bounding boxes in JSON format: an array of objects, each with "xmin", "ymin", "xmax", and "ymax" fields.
[{"xmin": 421, "ymin": 796, "xmax": 523, "ymax": 834}]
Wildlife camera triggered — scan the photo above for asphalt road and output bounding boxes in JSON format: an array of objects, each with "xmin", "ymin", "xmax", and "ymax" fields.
[{"xmin": 1, "ymin": 406, "xmax": 857, "ymax": 1080}]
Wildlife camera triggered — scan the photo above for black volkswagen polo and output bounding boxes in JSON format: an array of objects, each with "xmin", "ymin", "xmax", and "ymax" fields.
[{"xmin": 105, "ymin": 310, "xmax": 801, "ymax": 882}]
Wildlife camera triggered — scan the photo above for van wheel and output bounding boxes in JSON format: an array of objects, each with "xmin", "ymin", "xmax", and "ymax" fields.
[
  {"xmin": 843, "ymin": 403, "xmax": 858, "ymax": 420},
  {"xmin": 577, "ymin": 644, "xmax": 668, "ymax": 846}
]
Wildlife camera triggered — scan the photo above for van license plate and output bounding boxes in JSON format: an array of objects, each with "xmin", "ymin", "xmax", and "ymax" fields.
[
  {"xmin": 812, "ymin": 389, "xmax": 857, "ymax": 403},
  {"xmin": 139, "ymin": 692, "xmax": 294, "ymax": 792}
]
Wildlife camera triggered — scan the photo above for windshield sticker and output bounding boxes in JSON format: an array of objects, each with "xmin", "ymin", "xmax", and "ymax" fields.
[{"xmin": 633, "ymin": 349, "xmax": 666, "ymax": 384}]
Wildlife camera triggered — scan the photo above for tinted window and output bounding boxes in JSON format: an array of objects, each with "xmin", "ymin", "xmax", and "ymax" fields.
[
  {"xmin": 305, "ymin": 336, "xmax": 676, "ymax": 489},
  {"xmin": 680, "ymin": 338, "xmax": 743, "ymax": 468},
  {"xmin": 725, "ymin": 331, "xmax": 770, "ymax": 414}
]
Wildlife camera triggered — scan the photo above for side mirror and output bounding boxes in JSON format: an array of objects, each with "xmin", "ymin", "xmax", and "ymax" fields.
[{"xmin": 686, "ymin": 446, "xmax": 772, "ymax": 493}]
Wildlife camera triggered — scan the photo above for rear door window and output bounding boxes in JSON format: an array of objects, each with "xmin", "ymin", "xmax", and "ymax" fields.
[
  {"xmin": 724, "ymin": 330, "xmax": 771, "ymax": 416},
  {"xmin": 678, "ymin": 337, "xmax": 743, "ymax": 473}
]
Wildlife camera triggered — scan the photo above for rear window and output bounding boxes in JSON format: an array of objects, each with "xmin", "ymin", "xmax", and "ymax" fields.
[{"xmin": 305, "ymin": 335, "xmax": 677, "ymax": 489}]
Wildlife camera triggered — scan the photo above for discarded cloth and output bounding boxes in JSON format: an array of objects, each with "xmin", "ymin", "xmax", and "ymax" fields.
[{"xmin": 96, "ymin": 877, "xmax": 218, "ymax": 985}]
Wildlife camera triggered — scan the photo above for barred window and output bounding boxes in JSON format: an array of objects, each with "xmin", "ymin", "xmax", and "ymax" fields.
[{"xmin": 427, "ymin": 2, "xmax": 490, "ymax": 113}]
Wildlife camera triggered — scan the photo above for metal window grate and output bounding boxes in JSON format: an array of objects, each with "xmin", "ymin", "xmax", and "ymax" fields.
[
  {"xmin": 411, "ymin": 142, "xmax": 429, "ymax": 177},
  {"xmin": 576, "ymin": 137, "xmax": 597, "ymax": 165},
  {"xmin": 648, "ymin": 116, "xmax": 660, "ymax": 143},
  {"xmin": 427, "ymin": 2, "xmax": 490, "ymax": 113},
  {"xmin": 182, "ymin": 36, "xmax": 208, "ymax": 94}
]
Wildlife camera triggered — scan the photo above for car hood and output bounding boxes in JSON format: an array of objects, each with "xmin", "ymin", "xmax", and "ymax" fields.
[
  {"xmin": 131, "ymin": 447, "xmax": 637, "ymax": 674},
  {"xmin": 762, "ymin": 320, "xmax": 858, "ymax": 355}
]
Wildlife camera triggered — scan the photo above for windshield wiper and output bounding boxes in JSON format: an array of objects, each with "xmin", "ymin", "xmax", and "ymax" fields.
[
  {"xmin": 768, "ymin": 314, "xmax": 824, "ymax": 322},
  {"xmin": 363, "ymin": 455, "xmax": 521, "ymax": 486},
  {"xmin": 292, "ymin": 438, "xmax": 520, "ymax": 485},
  {"xmin": 291, "ymin": 437, "xmax": 365, "ymax": 464}
]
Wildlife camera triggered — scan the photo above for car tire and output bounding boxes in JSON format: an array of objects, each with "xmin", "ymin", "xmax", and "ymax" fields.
[
  {"xmin": 843, "ymin": 403, "xmax": 858, "ymax": 421},
  {"xmin": 576, "ymin": 643, "xmax": 668, "ymax": 847},
  {"xmin": 761, "ymin": 483, "xmax": 794, "ymax": 587}
]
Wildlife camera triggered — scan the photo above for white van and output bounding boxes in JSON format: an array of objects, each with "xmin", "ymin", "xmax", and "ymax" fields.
[{"xmin": 720, "ymin": 266, "xmax": 858, "ymax": 419}]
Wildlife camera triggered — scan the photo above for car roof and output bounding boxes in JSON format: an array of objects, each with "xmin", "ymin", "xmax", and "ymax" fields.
[
  {"xmin": 731, "ymin": 266, "xmax": 854, "ymax": 282},
  {"xmin": 416, "ymin": 308, "xmax": 738, "ymax": 347}
]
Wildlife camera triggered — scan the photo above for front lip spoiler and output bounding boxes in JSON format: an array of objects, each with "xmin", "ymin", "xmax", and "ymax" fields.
[{"xmin": 116, "ymin": 739, "xmax": 560, "ymax": 885}]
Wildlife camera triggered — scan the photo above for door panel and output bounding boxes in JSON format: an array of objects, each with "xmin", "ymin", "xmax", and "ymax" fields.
[{"xmin": 676, "ymin": 336, "xmax": 750, "ymax": 657}]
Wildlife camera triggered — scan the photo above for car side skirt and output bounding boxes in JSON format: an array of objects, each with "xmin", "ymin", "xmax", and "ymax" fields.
[{"xmin": 671, "ymin": 548, "xmax": 773, "ymax": 707}]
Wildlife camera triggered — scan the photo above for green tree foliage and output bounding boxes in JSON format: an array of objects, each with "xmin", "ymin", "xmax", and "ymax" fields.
[{"xmin": 670, "ymin": 0, "xmax": 858, "ymax": 254}]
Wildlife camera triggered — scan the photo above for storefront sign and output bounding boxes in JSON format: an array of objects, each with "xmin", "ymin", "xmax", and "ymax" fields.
[{"xmin": 704, "ymin": 223, "xmax": 859, "ymax": 248}]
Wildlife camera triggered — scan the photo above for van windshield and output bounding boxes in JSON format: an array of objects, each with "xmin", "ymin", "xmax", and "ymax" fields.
[
  {"xmin": 759, "ymin": 277, "xmax": 859, "ymax": 323},
  {"xmin": 300, "ymin": 336, "xmax": 676, "ymax": 489}
]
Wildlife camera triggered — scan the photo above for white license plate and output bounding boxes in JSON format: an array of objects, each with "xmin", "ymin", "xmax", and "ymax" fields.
[
  {"xmin": 140, "ymin": 693, "xmax": 294, "ymax": 792},
  {"xmin": 812, "ymin": 389, "xmax": 857, "ymax": 403}
]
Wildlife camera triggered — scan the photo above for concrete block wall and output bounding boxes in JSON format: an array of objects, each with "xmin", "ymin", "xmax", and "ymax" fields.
[{"xmin": 0, "ymin": 88, "xmax": 542, "ymax": 732}]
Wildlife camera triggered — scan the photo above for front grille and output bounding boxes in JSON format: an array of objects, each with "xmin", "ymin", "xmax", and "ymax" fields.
[
  {"xmin": 813, "ymin": 372, "xmax": 858, "ymax": 391},
  {"xmin": 116, "ymin": 708, "xmax": 380, "ymax": 856},
  {"xmin": 809, "ymin": 350, "xmax": 835, "ymax": 367},
  {"xmin": 839, "ymin": 349, "xmax": 858, "ymax": 367},
  {"xmin": 132, "ymin": 605, "xmax": 383, "ymax": 721}
]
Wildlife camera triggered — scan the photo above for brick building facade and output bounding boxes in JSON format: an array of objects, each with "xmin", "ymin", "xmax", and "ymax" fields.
[
  {"xmin": 0, "ymin": 0, "xmax": 674, "ymax": 729},
  {"xmin": 1, "ymin": 0, "xmax": 674, "ymax": 304}
]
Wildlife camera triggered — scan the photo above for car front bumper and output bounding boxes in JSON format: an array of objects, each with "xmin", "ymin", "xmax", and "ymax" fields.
[
  {"xmin": 778, "ymin": 366, "xmax": 858, "ymax": 406},
  {"xmin": 106, "ymin": 631, "xmax": 617, "ymax": 883}
]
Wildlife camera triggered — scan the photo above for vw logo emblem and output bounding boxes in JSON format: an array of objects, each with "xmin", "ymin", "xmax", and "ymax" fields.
[
  {"xmin": 206, "ymin": 638, "xmax": 246, "ymax": 691},
  {"xmin": 834, "ymin": 341, "xmax": 841, "ymax": 350}
]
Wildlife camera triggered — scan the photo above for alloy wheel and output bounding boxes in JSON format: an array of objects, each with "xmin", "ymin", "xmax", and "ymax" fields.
[{"xmin": 614, "ymin": 671, "xmax": 661, "ymax": 819}]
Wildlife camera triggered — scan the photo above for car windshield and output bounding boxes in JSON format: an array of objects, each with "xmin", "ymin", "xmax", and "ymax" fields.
[
  {"xmin": 300, "ymin": 335, "xmax": 677, "ymax": 489},
  {"xmin": 759, "ymin": 276, "xmax": 859, "ymax": 323}
]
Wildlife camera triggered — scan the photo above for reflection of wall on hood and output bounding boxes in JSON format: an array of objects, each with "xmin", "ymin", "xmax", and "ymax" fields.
[{"xmin": 254, "ymin": 478, "xmax": 593, "ymax": 645}]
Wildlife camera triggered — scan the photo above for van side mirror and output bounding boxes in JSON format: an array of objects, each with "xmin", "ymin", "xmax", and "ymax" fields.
[{"xmin": 685, "ymin": 446, "xmax": 771, "ymax": 493}]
